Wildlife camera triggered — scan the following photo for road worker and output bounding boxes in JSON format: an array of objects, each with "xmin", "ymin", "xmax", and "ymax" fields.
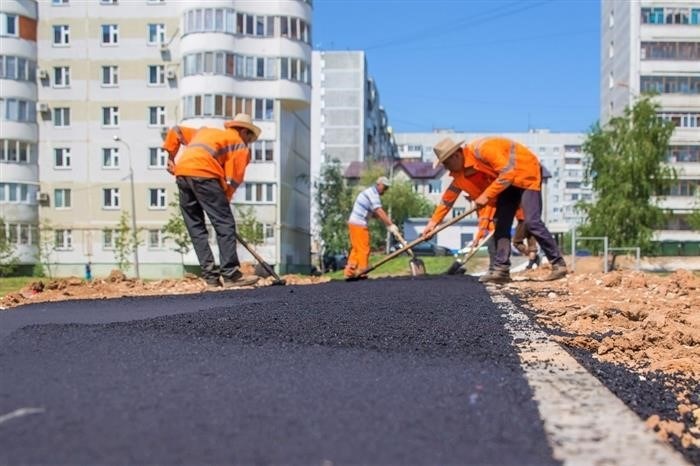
[
  {"xmin": 422, "ymin": 138, "xmax": 497, "ymax": 269},
  {"xmin": 512, "ymin": 210, "xmax": 540, "ymax": 270},
  {"xmin": 344, "ymin": 176, "xmax": 400, "ymax": 280},
  {"xmin": 162, "ymin": 124, "xmax": 199, "ymax": 175},
  {"xmin": 431, "ymin": 136, "xmax": 566, "ymax": 284},
  {"xmin": 162, "ymin": 113, "xmax": 260, "ymax": 288}
]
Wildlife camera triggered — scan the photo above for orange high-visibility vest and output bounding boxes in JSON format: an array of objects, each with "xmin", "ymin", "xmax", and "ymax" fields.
[
  {"xmin": 173, "ymin": 127, "xmax": 251, "ymax": 201},
  {"xmin": 430, "ymin": 150, "xmax": 496, "ymax": 243},
  {"xmin": 162, "ymin": 125, "xmax": 199, "ymax": 157},
  {"xmin": 464, "ymin": 137, "xmax": 542, "ymax": 201}
]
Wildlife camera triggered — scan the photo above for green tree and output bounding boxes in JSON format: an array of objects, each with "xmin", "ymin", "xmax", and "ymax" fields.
[
  {"xmin": 315, "ymin": 159, "xmax": 353, "ymax": 256},
  {"xmin": 688, "ymin": 195, "xmax": 700, "ymax": 231},
  {"xmin": 113, "ymin": 211, "xmax": 141, "ymax": 274},
  {"xmin": 235, "ymin": 205, "xmax": 264, "ymax": 246},
  {"xmin": 34, "ymin": 220, "xmax": 56, "ymax": 278},
  {"xmin": 163, "ymin": 197, "xmax": 192, "ymax": 276},
  {"xmin": 578, "ymin": 95, "xmax": 676, "ymax": 255},
  {"xmin": 0, "ymin": 219, "xmax": 18, "ymax": 277}
]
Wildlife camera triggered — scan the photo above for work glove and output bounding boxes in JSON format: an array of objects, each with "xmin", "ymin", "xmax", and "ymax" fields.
[{"xmin": 387, "ymin": 224, "xmax": 400, "ymax": 237}]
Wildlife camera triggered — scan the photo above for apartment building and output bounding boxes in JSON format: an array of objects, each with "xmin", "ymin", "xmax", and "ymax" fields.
[
  {"xmin": 394, "ymin": 130, "xmax": 592, "ymax": 234},
  {"xmin": 34, "ymin": 0, "xmax": 312, "ymax": 277},
  {"xmin": 601, "ymin": 0, "xmax": 700, "ymax": 247},
  {"xmin": 0, "ymin": 0, "xmax": 39, "ymax": 269}
]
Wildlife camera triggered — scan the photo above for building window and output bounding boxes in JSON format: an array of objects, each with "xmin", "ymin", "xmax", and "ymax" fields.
[
  {"xmin": 52, "ymin": 0, "xmax": 69, "ymax": 4},
  {"xmin": 101, "ymin": 65, "xmax": 118, "ymax": 86},
  {"xmin": 147, "ymin": 65, "xmax": 165, "ymax": 85},
  {"xmin": 100, "ymin": 0, "xmax": 118, "ymax": 4},
  {"xmin": 53, "ymin": 107, "xmax": 70, "ymax": 127},
  {"xmin": 609, "ymin": 9, "xmax": 614, "ymax": 28},
  {"xmin": 102, "ymin": 188, "xmax": 120, "ymax": 209},
  {"xmin": 0, "ymin": 98, "xmax": 35, "ymax": 123},
  {"xmin": 148, "ymin": 147, "xmax": 167, "ymax": 168},
  {"xmin": 641, "ymin": 76, "xmax": 700, "ymax": 95},
  {"xmin": 101, "ymin": 24, "xmax": 119, "ymax": 45},
  {"xmin": 641, "ymin": 42, "xmax": 700, "ymax": 61},
  {"xmin": 250, "ymin": 140, "xmax": 274, "ymax": 162},
  {"xmin": 148, "ymin": 106, "xmax": 166, "ymax": 126},
  {"xmin": 102, "ymin": 106, "xmax": 119, "ymax": 127},
  {"xmin": 183, "ymin": 8, "xmax": 236, "ymax": 34},
  {"xmin": 0, "ymin": 140, "xmax": 34, "ymax": 164},
  {"xmin": 243, "ymin": 183, "xmax": 275, "ymax": 203},
  {"xmin": 0, "ymin": 56, "xmax": 37, "ymax": 82},
  {"xmin": 148, "ymin": 229, "xmax": 166, "ymax": 249},
  {"xmin": 0, "ymin": 183, "xmax": 35, "ymax": 204},
  {"xmin": 667, "ymin": 146, "xmax": 700, "ymax": 163},
  {"xmin": 147, "ymin": 23, "xmax": 165, "ymax": 44},
  {"xmin": 1, "ymin": 13, "xmax": 18, "ymax": 37},
  {"xmin": 102, "ymin": 229, "xmax": 117, "ymax": 249},
  {"xmin": 53, "ymin": 66, "xmax": 70, "ymax": 88},
  {"xmin": 658, "ymin": 112, "xmax": 700, "ymax": 128},
  {"xmin": 54, "ymin": 147, "xmax": 71, "ymax": 168},
  {"xmin": 102, "ymin": 147, "xmax": 120, "ymax": 168},
  {"xmin": 53, "ymin": 25, "xmax": 70, "ymax": 45},
  {"xmin": 148, "ymin": 188, "xmax": 167, "ymax": 209},
  {"xmin": 54, "ymin": 188, "xmax": 72, "ymax": 208},
  {"xmin": 182, "ymin": 94, "xmax": 274, "ymax": 121},
  {"xmin": 55, "ymin": 229, "xmax": 73, "ymax": 250}
]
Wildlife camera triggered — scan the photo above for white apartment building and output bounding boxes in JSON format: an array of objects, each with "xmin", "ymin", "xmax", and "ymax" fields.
[
  {"xmin": 394, "ymin": 130, "xmax": 592, "ymax": 234},
  {"xmin": 309, "ymin": 50, "xmax": 397, "ymax": 262},
  {"xmin": 34, "ymin": 0, "xmax": 312, "ymax": 278},
  {"xmin": 0, "ymin": 0, "xmax": 39, "ymax": 270},
  {"xmin": 601, "ymin": 0, "xmax": 700, "ymax": 248}
]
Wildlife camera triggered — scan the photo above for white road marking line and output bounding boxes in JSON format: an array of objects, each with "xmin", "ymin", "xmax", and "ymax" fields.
[
  {"xmin": 490, "ymin": 292, "xmax": 689, "ymax": 466},
  {"xmin": 0, "ymin": 407, "xmax": 45, "ymax": 426}
]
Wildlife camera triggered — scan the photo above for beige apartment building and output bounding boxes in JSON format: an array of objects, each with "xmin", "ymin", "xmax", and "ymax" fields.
[{"xmin": 34, "ymin": 0, "xmax": 312, "ymax": 278}]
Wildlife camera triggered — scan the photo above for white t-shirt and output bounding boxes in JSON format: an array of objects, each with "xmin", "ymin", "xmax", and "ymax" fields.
[{"xmin": 348, "ymin": 186, "xmax": 382, "ymax": 227}]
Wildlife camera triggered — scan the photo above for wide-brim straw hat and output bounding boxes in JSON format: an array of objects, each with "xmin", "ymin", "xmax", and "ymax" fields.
[
  {"xmin": 433, "ymin": 137, "xmax": 464, "ymax": 168},
  {"xmin": 376, "ymin": 176, "xmax": 392, "ymax": 187},
  {"xmin": 224, "ymin": 113, "xmax": 262, "ymax": 141}
]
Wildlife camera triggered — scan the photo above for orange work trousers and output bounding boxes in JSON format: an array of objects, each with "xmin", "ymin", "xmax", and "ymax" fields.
[{"xmin": 344, "ymin": 223, "xmax": 370, "ymax": 278}]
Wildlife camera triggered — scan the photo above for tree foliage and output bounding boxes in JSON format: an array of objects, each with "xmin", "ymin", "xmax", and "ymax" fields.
[
  {"xmin": 113, "ymin": 211, "xmax": 141, "ymax": 274},
  {"xmin": 315, "ymin": 159, "xmax": 353, "ymax": 254},
  {"xmin": 0, "ymin": 219, "xmax": 18, "ymax": 277},
  {"xmin": 578, "ymin": 95, "xmax": 676, "ymax": 253},
  {"xmin": 235, "ymin": 205, "xmax": 264, "ymax": 246},
  {"xmin": 163, "ymin": 197, "xmax": 192, "ymax": 275}
]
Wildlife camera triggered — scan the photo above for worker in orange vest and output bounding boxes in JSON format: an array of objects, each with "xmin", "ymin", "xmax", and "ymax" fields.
[
  {"xmin": 162, "ymin": 113, "xmax": 261, "ymax": 289},
  {"xmin": 432, "ymin": 136, "xmax": 567, "ymax": 283},
  {"xmin": 422, "ymin": 138, "xmax": 497, "ymax": 269}
]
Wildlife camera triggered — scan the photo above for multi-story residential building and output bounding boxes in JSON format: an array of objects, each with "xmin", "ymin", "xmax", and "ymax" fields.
[
  {"xmin": 33, "ymin": 0, "xmax": 312, "ymax": 277},
  {"xmin": 36, "ymin": 0, "xmax": 180, "ymax": 278},
  {"xmin": 309, "ymin": 50, "xmax": 397, "ymax": 263},
  {"xmin": 394, "ymin": 130, "xmax": 592, "ymax": 235},
  {"xmin": 601, "ymin": 0, "xmax": 700, "ymax": 248},
  {"xmin": 0, "ymin": 0, "xmax": 39, "ymax": 270},
  {"xmin": 178, "ymin": 0, "xmax": 313, "ymax": 274}
]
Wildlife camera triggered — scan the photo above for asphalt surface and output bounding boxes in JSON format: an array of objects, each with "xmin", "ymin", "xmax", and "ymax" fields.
[{"xmin": 0, "ymin": 276, "xmax": 559, "ymax": 465}]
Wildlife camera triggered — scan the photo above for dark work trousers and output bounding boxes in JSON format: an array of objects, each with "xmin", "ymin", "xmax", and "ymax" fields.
[
  {"xmin": 512, "ymin": 220, "xmax": 538, "ymax": 255},
  {"xmin": 493, "ymin": 185, "xmax": 565, "ymax": 271},
  {"xmin": 176, "ymin": 176, "xmax": 240, "ymax": 281}
]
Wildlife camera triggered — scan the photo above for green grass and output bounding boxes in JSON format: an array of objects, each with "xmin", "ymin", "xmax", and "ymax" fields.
[
  {"xmin": 0, "ymin": 276, "xmax": 35, "ymax": 297},
  {"xmin": 326, "ymin": 253, "xmax": 485, "ymax": 280}
]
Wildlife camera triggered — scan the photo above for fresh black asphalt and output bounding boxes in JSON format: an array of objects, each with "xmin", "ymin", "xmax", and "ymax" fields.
[{"xmin": 0, "ymin": 276, "xmax": 559, "ymax": 465}]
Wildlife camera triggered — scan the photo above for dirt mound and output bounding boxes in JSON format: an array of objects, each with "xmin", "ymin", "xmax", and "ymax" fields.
[{"xmin": 0, "ymin": 265, "xmax": 330, "ymax": 310}]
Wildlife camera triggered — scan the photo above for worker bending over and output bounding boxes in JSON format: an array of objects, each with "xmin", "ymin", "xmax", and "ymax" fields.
[{"xmin": 162, "ymin": 113, "xmax": 261, "ymax": 288}]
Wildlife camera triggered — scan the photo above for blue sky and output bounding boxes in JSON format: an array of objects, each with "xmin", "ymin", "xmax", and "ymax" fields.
[{"xmin": 313, "ymin": 0, "xmax": 601, "ymax": 133}]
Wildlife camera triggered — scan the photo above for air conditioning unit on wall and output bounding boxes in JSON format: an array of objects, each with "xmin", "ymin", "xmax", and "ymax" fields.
[
  {"xmin": 166, "ymin": 69, "xmax": 176, "ymax": 80},
  {"xmin": 36, "ymin": 192, "xmax": 50, "ymax": 204},
  {"xmin": 38, "ymin": 69, "xmax": 49, "ymax": 80},
  {"xmin": 36, "ymin": 102, "xmax": 49, "ymax": 113}
]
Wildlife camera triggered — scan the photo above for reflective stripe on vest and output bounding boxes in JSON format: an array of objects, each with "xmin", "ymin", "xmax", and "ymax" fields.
[{"xmin": 187, "ymin": 143, "xmax": 218, "ymax": 157}]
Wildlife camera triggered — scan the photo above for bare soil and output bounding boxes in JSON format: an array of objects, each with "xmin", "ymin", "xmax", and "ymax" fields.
[{"xmin": 1, "ymin": 258, "xmax": 698, "ymax": 453}]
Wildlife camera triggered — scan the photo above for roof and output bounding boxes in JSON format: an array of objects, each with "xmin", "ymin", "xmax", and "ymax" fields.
[{"xmin": 343, "ymin": 160, "xmax": 444, "ymax": 180}]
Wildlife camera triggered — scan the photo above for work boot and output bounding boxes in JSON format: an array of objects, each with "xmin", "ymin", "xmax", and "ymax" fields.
[
  {"xmin": 222, "ymin": 271, "xmax": 259, "ymax": 288},
  {"xmin": 478, "ymin": 269, "xmax": 511, "ymax": 284},
  {"xmin": 542, "ymin": 263, "xmax": 567, "ymax": 281},
  {"xmin": 204, "ymin": 276, "xmax": 221, "ymax": 288}
]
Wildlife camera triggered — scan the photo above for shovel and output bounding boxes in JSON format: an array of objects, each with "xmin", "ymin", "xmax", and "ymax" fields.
[
  {"xmin": 233, "ymin": 231, "xmax": 286, "ymax": 286},
  {"xmin": 445, "ymin": 230, "xmax": 494, "ymax": 275},
  {"xmin": 351, "ymin": 205, "xmax": 478, "ymax": 279},
  {"xmin": 393, "ymin": 230, "xmax": 426, "ymax": 277}
]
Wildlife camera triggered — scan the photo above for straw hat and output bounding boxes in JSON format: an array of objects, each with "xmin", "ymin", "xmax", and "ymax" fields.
[
  {"xmin": 224, "ymin": 113, "xmax": 262, "ymax": 141},
  {"xmin": 432, "ymin": 137, "xmax": 464, "ymax": 168},
  {"xmin": 376, "ymin": 176, "xmax": 392, "ymax": 187}
]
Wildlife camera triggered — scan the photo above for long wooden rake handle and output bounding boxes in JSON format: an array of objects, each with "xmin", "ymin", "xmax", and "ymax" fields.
[{"xmin": 357, "ymin": 205, "xmax": 479, "ymax": 276}]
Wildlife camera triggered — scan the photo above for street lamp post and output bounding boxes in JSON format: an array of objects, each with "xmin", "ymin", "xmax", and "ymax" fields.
[{"xmin": 113, "ymin": 135, "xmax": 140, "ymax": 279}]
